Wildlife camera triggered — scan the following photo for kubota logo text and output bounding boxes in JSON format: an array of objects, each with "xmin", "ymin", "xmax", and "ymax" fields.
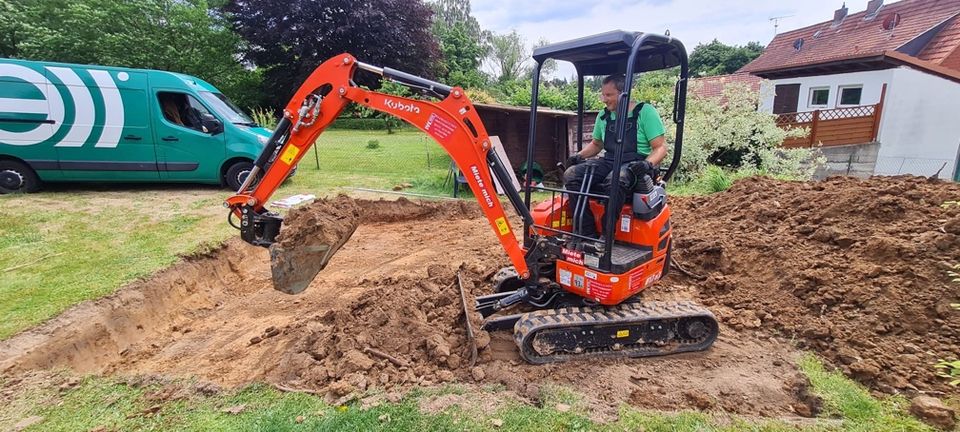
[
  {"xmin": 0, "ymin": 63, "xmax": 126, "ymax": 148},
  {"xmin": 383, "ymin": 98, "xmax": 420, "ymax": 114}
]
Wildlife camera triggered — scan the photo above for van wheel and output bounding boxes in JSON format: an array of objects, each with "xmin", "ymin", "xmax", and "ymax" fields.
[
  {"xmin": 225, "ymin": 161, "xmax": 258, "ymax": 192},
  {"xmin": 0, "ymin": 160, "xmax": 41, "ymax": 194}
]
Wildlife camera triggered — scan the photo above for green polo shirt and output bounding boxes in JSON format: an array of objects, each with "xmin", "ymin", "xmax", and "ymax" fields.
[{"xmin": 592, "ymin": 103, "xmax": 665, "ymax": 156}]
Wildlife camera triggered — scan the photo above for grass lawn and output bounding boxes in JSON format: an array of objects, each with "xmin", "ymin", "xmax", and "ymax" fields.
[
  {"xmin": 0, "ymin": 355, "xmax": 934, "ymax": 431},
  {"xmin": 0, "ymin": 130, "xmax": 459, "ymax": 340}
]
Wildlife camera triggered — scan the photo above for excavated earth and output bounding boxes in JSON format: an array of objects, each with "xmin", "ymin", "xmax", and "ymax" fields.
[{"xmin": 1, "ymin": 176, "xmax": 958, "ymax": 420}]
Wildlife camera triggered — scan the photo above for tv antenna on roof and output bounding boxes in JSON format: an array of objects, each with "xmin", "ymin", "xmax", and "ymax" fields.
[{"xmin": 769, "ymin": 15, "xmax": 794, "ymax": 35}]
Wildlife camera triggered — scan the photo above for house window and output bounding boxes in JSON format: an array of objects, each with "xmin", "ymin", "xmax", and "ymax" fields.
[
  {"xmin": 838, "ymin": 85, "xmax": 863, "ymax": 106},
  {"xmin": 809, "ymin": 87, "xmax": 830, "ymax": 107}
]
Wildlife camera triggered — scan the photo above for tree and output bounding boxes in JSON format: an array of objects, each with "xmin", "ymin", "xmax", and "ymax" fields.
[
  {"xmin": 531, "ymin": 38, "xmax": 556, "ymax": 77},
  {"xmin": 0, "ymin": 0, "xmax": 263, "ymax": 108},
  {"xmin": 430, "ymin": 0, "xmax": 488, "ymax": 89},
  {"xmin": 689, "ymin": 40, "xmax": 764, "ymax": 77},
  {"xmin": 487, "ymin": 30, "xmax": 528, "ymax": 83},
  {"xmin": 430, "ymin": 0, "xmax": 486, "ymax": 44},
  {"xmin": 434, "ymin": 22, "xmax": 487, "ymax": 88},
  {"xmin": 228, "ymin": 0, "xmax": 441, "ymax": 108},
  {"xmin": 0, "ymin": 0, "xmax": 25, "ymax": 57}
]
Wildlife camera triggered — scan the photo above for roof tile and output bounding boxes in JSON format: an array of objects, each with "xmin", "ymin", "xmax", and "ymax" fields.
[
  {"xmin": 691, "ymin": 72, "xmax": 763, "ymax": 100},
  {"xmin": 740, "ymin": 0, "xmax": 960, "ymax": 73}
]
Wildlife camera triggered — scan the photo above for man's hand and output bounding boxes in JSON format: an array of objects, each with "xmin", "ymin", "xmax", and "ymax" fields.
[
  {"xmin": 565, "ymin": 154, "xmax": 584, "ymax": 168},
  {"xmin": 628, "ymin": 160, "xmax": 657, "ymax": 179}
]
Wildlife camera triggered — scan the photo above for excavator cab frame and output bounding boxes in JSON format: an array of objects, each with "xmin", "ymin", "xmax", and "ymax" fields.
[{"xmin": 521, "ymin": 30, "xmax": 689, "ymax": 272}]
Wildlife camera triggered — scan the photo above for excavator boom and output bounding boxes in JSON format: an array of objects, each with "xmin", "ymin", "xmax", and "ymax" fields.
[{"xmin": 225, "ymin": 54, "xmax": 532, "ymax": 293}]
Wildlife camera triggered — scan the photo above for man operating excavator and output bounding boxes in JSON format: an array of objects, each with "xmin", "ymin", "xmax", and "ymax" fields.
[{"xmin": 564, "ymin": 74, "xmax": 668, "ymax": 239}]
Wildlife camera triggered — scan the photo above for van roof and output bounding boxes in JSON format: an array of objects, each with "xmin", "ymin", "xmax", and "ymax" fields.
[{"xmin": 1, "ymin": 58, "xmax": 221, "ymax": 93}]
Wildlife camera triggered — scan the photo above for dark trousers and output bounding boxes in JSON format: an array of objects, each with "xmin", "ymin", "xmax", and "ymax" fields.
[{"xmin": 563, "ymin": 158, "xmax": 635, "ymax": 238}]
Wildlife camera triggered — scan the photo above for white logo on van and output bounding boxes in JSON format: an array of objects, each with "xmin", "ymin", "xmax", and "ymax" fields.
[{"xmin": 0, "ymin": 64, "xmax": 125, "ymax": 148}]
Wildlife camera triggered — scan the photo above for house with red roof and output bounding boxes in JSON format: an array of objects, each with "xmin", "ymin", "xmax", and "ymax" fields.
[{"xmin": 739, "ymin": 0, "xmax": 960, "ymax": 179}]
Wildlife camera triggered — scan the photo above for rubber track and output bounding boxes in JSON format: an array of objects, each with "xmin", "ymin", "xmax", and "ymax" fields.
[{"xmin": 513, "ymin": 301, "xmax": 718, "ymax": 364}]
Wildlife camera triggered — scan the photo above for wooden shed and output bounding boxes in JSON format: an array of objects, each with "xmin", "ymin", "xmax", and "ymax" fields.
[{"xmin": 473, "ymin": 103, "xmax": 582, "ymax": 179}]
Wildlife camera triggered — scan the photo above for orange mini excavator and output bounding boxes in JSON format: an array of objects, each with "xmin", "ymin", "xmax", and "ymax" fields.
[{"xmin": 225, "ymin": 31, "xmax": 718, "ymax": 364}]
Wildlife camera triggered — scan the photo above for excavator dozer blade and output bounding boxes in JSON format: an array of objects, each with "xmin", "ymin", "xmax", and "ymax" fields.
[{"xmin": 268, "ymin": 196, "xmax": 362, "ymax": 295}]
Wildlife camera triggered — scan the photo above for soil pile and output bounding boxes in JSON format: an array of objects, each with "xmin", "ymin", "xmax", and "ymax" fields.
[{"xmin": 671, "ymin": 176, "xmax": 960, "ymax": 395}]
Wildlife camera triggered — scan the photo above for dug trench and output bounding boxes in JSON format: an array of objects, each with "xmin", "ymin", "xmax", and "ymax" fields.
[{"xmin": 1, "ymin": 176, "xmax": 958, "ymax": 420}]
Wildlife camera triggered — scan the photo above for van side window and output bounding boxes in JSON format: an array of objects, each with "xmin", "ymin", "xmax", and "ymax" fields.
[{"xmin": 158, "ymin": 92, "xmax": 213, "ymax": 133}]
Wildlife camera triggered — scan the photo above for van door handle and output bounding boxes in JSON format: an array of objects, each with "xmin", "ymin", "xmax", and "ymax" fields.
[
  {"xmin": 124, "ymin": 134, "xmax": 142, "ymax": 141},
  {"xmin": 161, "ymin": 136, "xmax": 179, "ymax": 142}
]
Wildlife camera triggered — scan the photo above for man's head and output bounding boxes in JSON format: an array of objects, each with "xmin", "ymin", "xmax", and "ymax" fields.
[{"xmin": 600, "ymin": 74, "xmax": 626, "ymax": 111}]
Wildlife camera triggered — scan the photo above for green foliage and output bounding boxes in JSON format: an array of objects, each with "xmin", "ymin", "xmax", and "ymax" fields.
[
  {"xmin": 935, "ymin": 359, "xmax": 960, "ymax": 386},
  {"xmin": 229, "ymin": 0, "xmax": 439, "ymax": 108},
  {"xmin": 249, "ymin": 107, "xmax": 278, "ymax": 130},
  {"xmin": 689, "ymin": 39, "xmax": 765, "ymax": 77},
  {"xmin": 349, "ymin": 81, "xmax": 412, "ymax": 133},
  {"xmin": 433, "ymin": 21, "xmax": 488, "ymax": 89},
  {"xmin": 1, "ymin": 0, "xmax": 264, "ymax": 108},
  {"xmin": 704, "ymin": 165, "xmax": 733, "ymax": 193},
  {"xmin": 680, "ymin": 82, "xmax": 822, "ymax": 181},
  {"xmin": 496, "ymin": 79, "xmax": 602, "ymax": 111},
  {"xmin": 430, "ymin": 0, "xmax": 488, "ymax": 90},
  {"xmin": 365, "ymin": 139, "xmax": 380, "ymax": 149},
  {"xmin": 0, "ymin": 0, "xmax": 24, "ymax": 57},
  {"xmin": 464, "ymin": 88, "xmax": 495, "ymax": 104},
  {"xmin": 429, "ymin": 0, "xmax": 487, "ymax": 46},
  {"xmin": 488, "ymin": 30, "xmax": 529, "ymax": 83}
]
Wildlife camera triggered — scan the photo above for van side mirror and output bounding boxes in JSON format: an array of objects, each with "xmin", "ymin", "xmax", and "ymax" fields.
[{"xmin": 200, "ymin": 113, "xmax": 223, "ymax": 135}]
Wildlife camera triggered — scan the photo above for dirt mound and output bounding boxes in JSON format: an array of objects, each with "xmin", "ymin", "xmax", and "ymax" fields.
[
  {"xmin": 0, "ymin": 195, "xmax": 811, "ymax": 418},
  {"xmin": 671, "ymin": 176, "xmax": 960, "ymax": 395}
]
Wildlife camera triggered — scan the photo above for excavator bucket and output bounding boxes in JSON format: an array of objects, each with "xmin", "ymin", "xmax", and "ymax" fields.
[{"xmin": 268, "ymin": 196, "xmax": 362, "ymax": 294}]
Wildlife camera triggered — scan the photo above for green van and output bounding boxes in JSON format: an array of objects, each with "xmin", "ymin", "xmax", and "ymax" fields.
[{"xmin": 0, "ymin": 58, "xmax": 272, "ymax": 193}]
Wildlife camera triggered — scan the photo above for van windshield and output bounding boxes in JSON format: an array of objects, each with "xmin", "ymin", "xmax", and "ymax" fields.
[{"xmin": 199, "ymin": 91, "xmax": 256, "ymax": 126}]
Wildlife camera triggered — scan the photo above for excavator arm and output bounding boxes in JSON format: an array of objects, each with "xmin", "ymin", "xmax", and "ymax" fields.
[{"xmin": 225, "ymin": 53, "xmax": 533, "ymax": 292}]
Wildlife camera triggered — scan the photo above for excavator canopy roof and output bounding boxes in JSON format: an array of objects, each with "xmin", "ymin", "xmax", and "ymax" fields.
[{"xmin": 531, "ymin": 30, "xmax": 685, "ymax": 76}]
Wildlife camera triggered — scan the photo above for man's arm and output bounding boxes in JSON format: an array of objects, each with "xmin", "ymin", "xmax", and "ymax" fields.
[
  {"xmin": 646, "ymin": 135, "xmax": 667, "ymax": 165},
  {"xmin": 578, "ymin": 139, "xmax": 603, "ymax": 158}
]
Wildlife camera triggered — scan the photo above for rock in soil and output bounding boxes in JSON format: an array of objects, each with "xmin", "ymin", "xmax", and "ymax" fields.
[{"xmin": 910, "ymin": 396, "xmax": 956, "ymax": 430}]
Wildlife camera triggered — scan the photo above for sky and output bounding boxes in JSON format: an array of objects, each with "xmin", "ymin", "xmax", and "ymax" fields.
[{"xmin": 470, "ymin": 0, "xmax": 858, "ymax": 77}]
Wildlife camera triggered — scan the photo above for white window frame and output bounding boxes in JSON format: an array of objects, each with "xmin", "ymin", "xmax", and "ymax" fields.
[
  {"xmin": 837, "ymin": 85, "xmax": 864, "ymax": 107},
  {"xmin": 808, "ymin": 87, "xmax": 830, "ymax": 108}
]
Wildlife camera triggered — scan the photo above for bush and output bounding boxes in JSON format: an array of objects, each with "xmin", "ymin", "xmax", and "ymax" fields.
[
  {"xmin": 366, "ymin": 139, "xmax": 380, "ymax": 149},
  {"xmin": 704, "ymin": 165, "xmax": 733, "ymax": 193},
  {"xmin": 249, "ymin": 107, "xmax": 278, "ymax": 130},
  {"xmin": 675, "ymin": 82, "xmax": 822, "ymax": 181},
  {"xmin": 465, "ymin": 88, "xmax": 496, "ymax": 104}
]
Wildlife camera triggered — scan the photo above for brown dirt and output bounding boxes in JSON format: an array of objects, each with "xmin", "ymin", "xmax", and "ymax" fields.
[
  {"xmin": 2, "ymin": 176, "xmax": 957, "ymax": 419},
  {"xmin": 671, "ymin": 176, "xmax": 960, "ymax": 396}
]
